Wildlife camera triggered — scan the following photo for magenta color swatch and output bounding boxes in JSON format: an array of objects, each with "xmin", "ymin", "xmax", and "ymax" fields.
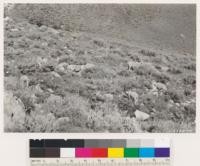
[{"xmin": 75, "ymin": 148, "xmax": 92, "ymax": 157}]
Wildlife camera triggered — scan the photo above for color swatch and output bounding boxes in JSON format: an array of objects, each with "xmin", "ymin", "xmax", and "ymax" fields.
[{"xmin": 30, "ymin": 139, "xmax": 170, "ymax": 158}]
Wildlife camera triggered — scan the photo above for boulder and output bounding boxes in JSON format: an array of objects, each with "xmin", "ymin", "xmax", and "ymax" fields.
[{"xmin": 4, "ymin": 91, "xmax": 26, "ymax": 131}]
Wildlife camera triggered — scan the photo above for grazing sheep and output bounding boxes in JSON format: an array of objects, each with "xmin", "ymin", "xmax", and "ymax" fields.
[
  {"xmin": 10, "ymin": 28, "xmax": 19, "ymax": 32},
  {"xmin": 152, "ymin": 80, "xmax": 167, "ymax": 92},
  {"xmin": 4, "ymin": 16, "xmax": 11, "ymax": 22},
  {"xmin": 127, "ymin": 61, "xmax": 141, "ymax": 70},
  {"xmin": 81, "ymin": 63, "xmax": 95, "ymax": 70},
  {"xmin": 35, "ymin": 84, "xmax": 43, "ymax": 93},
  {"xmin": 67, "ymin": 64, "xmax": 82, "ymax": 72},
  {"xmin": 20, "ymin": 75, "xmax": 30, "ymax": 88},
  {"xmin": 126, "ymin": 90, "xmax": 139, "ymax": 105},
  {"xmin": 180, "ymin": 33, "xmax": 186, "ymax": 40},
  {"xmin": 4, "ymin": 16, "xmax": 14, "ymax": 25},
  {"xmin": 56, "ymin": 62, "xmax": 68, "ymax": 72},
  {"xmin": 36, "ymin": 57, "xmax": 48, "ymax": 68}
]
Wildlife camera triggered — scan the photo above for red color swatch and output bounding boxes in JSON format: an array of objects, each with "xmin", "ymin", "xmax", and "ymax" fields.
[{"xmin": 92, "ymin": 148, "xmax": 108, "ymax": 157}]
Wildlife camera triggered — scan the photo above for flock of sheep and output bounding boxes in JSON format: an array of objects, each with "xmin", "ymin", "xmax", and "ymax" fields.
[{"xmin": 18, "ymin": 53, "xmax": 168, "ymax": 122}]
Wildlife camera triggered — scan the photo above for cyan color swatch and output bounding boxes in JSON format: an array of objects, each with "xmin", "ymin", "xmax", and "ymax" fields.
[{"xmin": 139, "ymin": 148, "xmax": 155, "ymax": 158}]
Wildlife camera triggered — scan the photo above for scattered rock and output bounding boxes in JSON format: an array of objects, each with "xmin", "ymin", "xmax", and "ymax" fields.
[
  {"xmin": 81, "ymin": 63, "xmax": 95, "ymax": 70},
  {"xmin": 10, "ymin": 28, "xmax": 19, "ymax": 32},
  {"xmin": 135, "ymin": 110, "xmax": 150, "ymax": 121},
  {"xmin": 39, "ymin": 25, "xmax": 48, "ymax": 32},
  {"xmin": 47, "ymin": 88, "xmax": 54, "ymax": 93},
  {"xmin": 161, "ymin": 66, "xmax": 169, "ymax": 72},
  {"xmin": 46, "ymin": 94, "xmax": 62, "ymax": 103},
  {"xmin": 104, "ymin": 93, "xmax": 114, "ymax": 101},
  {"xmin": 51, "ymin": 71, "xmax": 61, "ymax": 78}
]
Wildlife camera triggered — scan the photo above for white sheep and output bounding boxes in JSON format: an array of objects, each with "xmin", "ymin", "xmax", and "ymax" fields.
[
  {"xmin": 36, "ymin": 57, "xmax": 48, "ymax": 68},
  {"xmin": 152, "ymin": 80, "xmax": 167, "ymax": 92},
  {"xmin": 126, "ymin": 90, "xmax": 139, "ymax": 105},
  {"xmin": 56, "ymin": 62, "xmax": 68, "ymax": 72},
  {"xmin": 180, "ymin": 33, "xmax": 186, "ymax": 40},
  {"xmin": 4, "ymin": 16, "xmax": 13, "ymax": 22},
  {"xmin": 67, "ymin": 64, "xmax": 82, "ymax": 72},
  {"xmin": 81, "ymin": 63, "xmax": 95, "ymax": 70},
  {"xmin": 19, "ymin": 75, "xmax": 30, "ymax": 88},
  {"xmin": 127, "ymin": 61, "xmax": 141, "ymax": 70}
]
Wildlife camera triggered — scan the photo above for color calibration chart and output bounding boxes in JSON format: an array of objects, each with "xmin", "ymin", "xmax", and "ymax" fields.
[{"xmin": 30, "ymin": 139, "xmax": 171, "ymax": 166}]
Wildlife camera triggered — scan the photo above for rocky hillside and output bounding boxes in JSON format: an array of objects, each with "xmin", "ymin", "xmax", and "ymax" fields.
[{"xmin": 4, "ymin": 4, "xmax": 196, "ymax": 132}]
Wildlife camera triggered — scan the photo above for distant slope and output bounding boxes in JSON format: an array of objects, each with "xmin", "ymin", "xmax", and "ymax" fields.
[{"xmin": 7, "ymin": 4, "xmax": 196, "ymax": 54}]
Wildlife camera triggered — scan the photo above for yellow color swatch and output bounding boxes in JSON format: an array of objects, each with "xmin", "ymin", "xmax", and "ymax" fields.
[{"xmin": 108, "ymin": 148, "xmax": 124, "ymax": 158}]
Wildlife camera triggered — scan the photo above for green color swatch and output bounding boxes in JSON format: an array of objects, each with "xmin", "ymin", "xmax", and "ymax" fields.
[{"xmin": 124, "ymin": 148, "xmax": 139, "ymax": 157}]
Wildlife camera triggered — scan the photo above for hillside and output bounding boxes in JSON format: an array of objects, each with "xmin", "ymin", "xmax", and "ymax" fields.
[
  {"xmin": 4, "ymin": 4, "xmax": 196, "ymax": 132},
  {"xmin": 7, "ymin": 4, "xmax": 196, "ymax": 54}
]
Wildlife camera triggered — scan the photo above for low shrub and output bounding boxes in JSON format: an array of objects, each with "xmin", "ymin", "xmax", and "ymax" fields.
[
  {"xmin": 183, "ymin": 75, "xmax": 196, "ymax": 87},
  {"xmin": 184, "ymin": 63, "xmax": 196, "ymax": 71},
  {"xmin": 141, "ymin": 119, "xmax": 194, "ymax": 133},
  {"xmin": 139, "ymin": 49, "xmax": 156, "ymax": 57},
  {"xmin": 167, "ymin": 67, "xmax": 182, "ymax": 74},
  {"xmin": 166, "ymin": 89, "xmax": 183, "ymax": 103},
  {"xmin": 117, "ymin": 70, "xmax": 131, "ymax": 77}
]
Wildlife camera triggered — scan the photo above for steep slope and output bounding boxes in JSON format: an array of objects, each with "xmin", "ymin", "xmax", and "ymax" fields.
[{"xmin": 7, "ymin": 4, "xmax": 196, "ymax": 54}]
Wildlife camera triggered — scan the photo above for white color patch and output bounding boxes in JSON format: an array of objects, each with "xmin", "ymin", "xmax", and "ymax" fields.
[
  {"xmin": 155, "ymin": 138, "xmax": 171, "ymax": 147},
  {"xmin": 60, "ymin": 148, "xmax": 75, "ymax": 158}
]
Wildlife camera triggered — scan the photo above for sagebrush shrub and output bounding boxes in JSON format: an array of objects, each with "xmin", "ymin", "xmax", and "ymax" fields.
[{"xmin": 139, "ymin": 49, "xmax": 156, "ymax": 57}]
